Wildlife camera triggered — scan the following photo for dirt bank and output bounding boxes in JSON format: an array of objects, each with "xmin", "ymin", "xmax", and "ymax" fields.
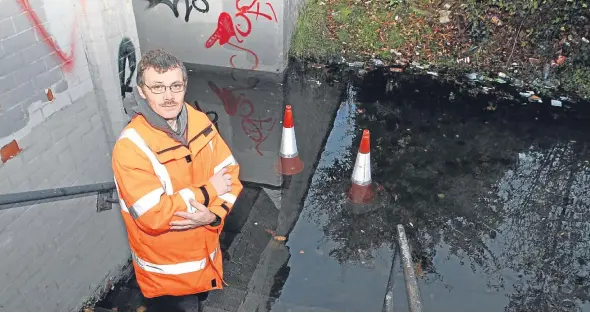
[{"xmin": 290, "ymin": 0, "xmax": 590, "ymax": 103}]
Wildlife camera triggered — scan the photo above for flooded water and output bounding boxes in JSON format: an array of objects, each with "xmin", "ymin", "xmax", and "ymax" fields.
[
  {"xmin": 349, "ymin": 71, "xmax": 590, "ymax": 312},
  {"xmin": 95, "ymin": 63, "xmax": 590, "ymax": 312}
]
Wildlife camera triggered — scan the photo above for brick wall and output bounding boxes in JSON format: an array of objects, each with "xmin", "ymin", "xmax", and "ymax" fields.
[{"xmin": 0, "ymin": 0, "xmax": 140, "ymax": 310}]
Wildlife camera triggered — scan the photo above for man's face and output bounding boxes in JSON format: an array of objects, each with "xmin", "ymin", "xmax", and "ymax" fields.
[{"xmin": 138, "ymin": 66, "xmax": 186, "ymax": 120}]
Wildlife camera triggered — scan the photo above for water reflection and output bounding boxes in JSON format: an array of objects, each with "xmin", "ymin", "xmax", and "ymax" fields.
[
  {"xmin": 496, "ymin": 143, "xmax": 590, "ymax": 311},
  {"xmin": 276, "ymin": 82, "xmax": 394, "ymax": 311},
  {"xmin": 306, "ymin": 72, "xmax": 590, "ymax": 311},
  {"xmin": 184, "ymin": 64, "xmax": 284, "ymax": 188},
  {"xmin": 304, "ymin": 83, "xmax": 398, "ymax": 265}
]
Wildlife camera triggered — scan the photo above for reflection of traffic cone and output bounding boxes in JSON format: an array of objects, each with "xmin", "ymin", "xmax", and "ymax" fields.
[
  {"xmin": 348, "ymin": 129, "xmax": 375, "ymax": 204},
  {"xmin": 276, "ymin": 105, "xmax": 304, "ymax": 176}
]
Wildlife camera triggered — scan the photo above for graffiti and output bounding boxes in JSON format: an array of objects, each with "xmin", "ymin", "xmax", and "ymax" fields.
[
  {"xmin": 192, "ymin": 100, "xmax": 219, "ymax": 130},
  {"xmin": 118, "ymin": 37, "xmax": 137, "ymax": 100},
  {"xmin": 145, "ymin": 0, "xmax": 209, "ymax": 22},
  {"xmin": 205, "ymin": 0, "xmax": 278, "ymax": 70},
  {"xmin": 208, "ymin": 80, "xmax": 276, "ymax": 156},
  {"xmin": 17, "ymin": 0, "xmax": 76, "ymax": 72}
]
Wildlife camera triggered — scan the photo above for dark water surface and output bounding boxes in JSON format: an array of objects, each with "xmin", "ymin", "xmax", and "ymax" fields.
[{"xmin": 95, "ymin": 63, "xmax": 590, "ymax": 312}]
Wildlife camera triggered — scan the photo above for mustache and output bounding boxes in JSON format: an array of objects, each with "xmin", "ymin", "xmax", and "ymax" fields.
[{"xmin": 160, "ymin": 100, "xmax": 178, "ymax": 107}]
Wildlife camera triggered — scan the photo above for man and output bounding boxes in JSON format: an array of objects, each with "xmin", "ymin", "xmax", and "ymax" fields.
[{"xmin": 111, "ymin": 49, "xmax": 242, "ymax": 310}]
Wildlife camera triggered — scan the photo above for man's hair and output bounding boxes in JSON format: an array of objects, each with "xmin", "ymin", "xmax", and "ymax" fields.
[{"xmin": 136, "ymin": 49, "xmax": 188, "ymax": 86}]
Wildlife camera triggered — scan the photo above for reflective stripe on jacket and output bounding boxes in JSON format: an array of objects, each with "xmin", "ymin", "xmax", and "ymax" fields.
[{"xmin": 111, "ymin": 104, "xmax": 243, "ymax": 298}]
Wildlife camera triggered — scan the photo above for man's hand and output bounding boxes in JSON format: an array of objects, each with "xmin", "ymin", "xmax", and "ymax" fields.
[
  {"xmin": 170, "ymin": 199, "xmax": 217, "ymax": 231},
  {"xmin": 209, "ymin": 167, "xmax": 232, "ymax": 195}
]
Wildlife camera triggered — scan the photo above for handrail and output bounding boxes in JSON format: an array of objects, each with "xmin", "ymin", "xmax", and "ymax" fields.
[
  {"xmin": 383, "ymin": 224, "xmax": 424, "ymax": 312},
  {"xmin": 0, "ymin": 182, "xmax": 116, "ymax": 208},
  {"xmin": 397, "ymin": 224, "xmax": 423, "ymax": 311}
]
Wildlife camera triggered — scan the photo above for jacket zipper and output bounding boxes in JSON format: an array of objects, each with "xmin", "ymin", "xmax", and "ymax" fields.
[{"xmin": 156, "ymin": 124, "xmax": 213, "ymax": 155}]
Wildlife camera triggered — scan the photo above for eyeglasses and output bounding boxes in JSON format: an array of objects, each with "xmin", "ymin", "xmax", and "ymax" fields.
[{"xmin": 144, "ymin": 82, "xmax": 186, "ymax": 94}]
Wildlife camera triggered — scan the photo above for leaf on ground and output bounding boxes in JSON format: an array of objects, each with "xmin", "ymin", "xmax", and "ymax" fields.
[{"xmin": 274, "ymin": 235, "xmax": 287, "ymax": 241}]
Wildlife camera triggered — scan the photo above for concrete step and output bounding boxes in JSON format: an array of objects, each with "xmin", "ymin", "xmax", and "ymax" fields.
[
  {"xmin": 93, "ymin": 286, "xmax": 144, "ymax": 312},
  {"xmin": 204, "ymin": 189, "xmax": 280, "ymax": 311}
]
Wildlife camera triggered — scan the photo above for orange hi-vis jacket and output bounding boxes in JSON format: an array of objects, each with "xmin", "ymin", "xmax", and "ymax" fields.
[{"xmin": 111, "ymin": 103, "xmax": 243, "ymax": 298}]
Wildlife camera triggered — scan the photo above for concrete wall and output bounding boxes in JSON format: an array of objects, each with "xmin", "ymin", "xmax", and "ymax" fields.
[
  {"xmin": 183, "ymin": 63, "xmax": 284, "ymax": 187},
  {"xmin": 132, "ymin": 0, "xmax": 304, "ymax": 73},
  {"xmin": 0, "ymin": 0, "xmax": 141, "ymax": 310}
]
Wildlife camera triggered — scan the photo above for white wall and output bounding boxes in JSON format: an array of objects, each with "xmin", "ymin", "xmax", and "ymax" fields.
[
  {"xmin": 132, "ymin": 0, "xmax": 304, "ymax": 73},
  {"xmin": 0, "ymin": 0, "xmax": 140, "ymax": 310}
]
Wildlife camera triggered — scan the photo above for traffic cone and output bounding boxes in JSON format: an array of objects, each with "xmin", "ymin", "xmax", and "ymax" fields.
[
  {"xmin": 348, "ymin": 129, "xmax": 375, "ymax": 204},
  {"xmin": 276, "ymin": 105, "xmax": 304, "ymax": 176}
]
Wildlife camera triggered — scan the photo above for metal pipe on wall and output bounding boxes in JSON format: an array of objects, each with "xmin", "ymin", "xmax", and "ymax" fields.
[{"xmin": 0, "ymin": 182, "xmax": 116, "ymax": 208}]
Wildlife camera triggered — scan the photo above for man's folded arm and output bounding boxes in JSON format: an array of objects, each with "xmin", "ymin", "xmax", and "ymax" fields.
[
  {"xmin": 112, "ymin": 139, "xmax": 218, "ymax": 235},
  {"xmin": 205, "ymin": 130, "xmax": 243, "ymax": 231}
]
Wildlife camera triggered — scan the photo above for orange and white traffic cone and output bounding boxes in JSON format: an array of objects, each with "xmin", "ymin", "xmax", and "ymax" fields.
[
  {"xmin": 348, "ymin": 129, "xmax": 375, "ymax": 204},
  {"xmin": 276, "ymin": 105, "xmax": 304, "ymax": 176}
]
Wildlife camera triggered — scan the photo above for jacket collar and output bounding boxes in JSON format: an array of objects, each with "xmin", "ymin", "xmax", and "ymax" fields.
[
  {"xmin": 128, "ymin": 88, "xmax": 216, "ymax": 160},
  {"xmin": 129, "ymin": 88, "xmax": 188, "ymax": 146}
]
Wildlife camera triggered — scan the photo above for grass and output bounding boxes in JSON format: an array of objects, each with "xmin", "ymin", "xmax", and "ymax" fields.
[
  {"xmin": 290, "ymin": 0, "xmax": 590, "ymax": 101},
  {"xmin": 291, "ymin": 0, "xmax": 466, "ymax": 64},
  {"xmin": 560, "ymin": 67, "xmax": 590, "ymax": 100},
  {"xmin": 290, "ymin": 0, "xmax": 339, "ymax": 59}
]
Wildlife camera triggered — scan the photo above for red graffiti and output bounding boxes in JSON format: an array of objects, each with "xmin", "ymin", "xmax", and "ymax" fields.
[
  {"xmin": 17, "ymin": 0, "xmax": 76, "ymax": 72},
  {"xmin": 205, "ymin": 0, "xmax": 278, "ymax": 70},
  {"xmin": 208, "ymin": 81, "xmax": 276, "ymax": 156},
  {"xmin": 206, "ymin": 12, "xmax": 238, "ymax": 47}
]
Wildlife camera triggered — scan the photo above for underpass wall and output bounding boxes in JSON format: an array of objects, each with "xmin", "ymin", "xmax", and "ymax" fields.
[
  {"xmin": 131, "ymin": 0, "xmax": 306, "ymax": 73},
  {"xmin": 0, "ymin": 0, "xmax": 140, "ymax": 310}
]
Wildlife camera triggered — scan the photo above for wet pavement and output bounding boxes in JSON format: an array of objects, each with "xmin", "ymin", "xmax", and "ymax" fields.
[{"xmin": 94, "ymin": 63, "xmax": 590, "ymax": 312}]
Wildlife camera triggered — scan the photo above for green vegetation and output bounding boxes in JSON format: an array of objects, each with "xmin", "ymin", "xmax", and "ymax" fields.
[
  {"xmin": 290, "ymin": 0, "xmax": 590, "ymax": 100},
  {"xmin": 290, "ymin": 0, "xmax": 339, "ymax": 59}
]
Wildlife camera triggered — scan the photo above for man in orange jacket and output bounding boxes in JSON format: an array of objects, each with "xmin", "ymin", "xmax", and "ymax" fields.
[{"xmin": 111, "ymin": 49, "xmax": 243, "ymax": 311}]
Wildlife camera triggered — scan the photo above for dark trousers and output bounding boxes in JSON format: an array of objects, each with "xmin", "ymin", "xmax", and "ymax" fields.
[{"xmin": 145, "ymin": 292, "xmax": 209, "ymax": 312}]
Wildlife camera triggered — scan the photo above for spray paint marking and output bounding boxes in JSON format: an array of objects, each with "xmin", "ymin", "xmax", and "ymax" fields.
[
  {"xmin": 118, "ymin": 37, "xmax": 137, "ymax": 100},
  {"xmin": 205, "ymin": 0, "xmax": 278, "ymax": 70},
  {"xmin": 208, "ymin": 81, "xmax": 276, "ymax": 156},
  {"xmin": 145, "ymin": 0, "xmax": 209, "ymax": 22},
  {"xmin": 17, "ymin": 0, "xmax": 76, "ymax": 73}
]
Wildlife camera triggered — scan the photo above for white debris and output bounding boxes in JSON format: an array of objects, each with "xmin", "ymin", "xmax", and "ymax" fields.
[
  {"xmin": 551, "ymin": 99, "xmax": 563, "ymax": 107},
  {"xmin": 372, "ymin": 59, "xmax": 385, "ymax": 66},
  {"xmin": 427, "ymin": 71, "xmax": 439, "ymax": 76},
  {"xmin": 498, "ymin": 72, "xmax": 507, "ymax": 78},
  {"xmin": 519, "ymin": 91, "xmax": 534, "ymax": 98},
  {"xmin": 439, "ymin": 10, "xmax": 451, "ymax": 24}
]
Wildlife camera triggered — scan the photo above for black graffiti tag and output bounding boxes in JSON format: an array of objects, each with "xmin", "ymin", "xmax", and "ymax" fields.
[
  {"xmin": 145, "ymin": 0, "xmax": 209, "ymax": 22},
  {"xmin": 117, "ymin": 37, "xmax": 136, "ymax": 100}
]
